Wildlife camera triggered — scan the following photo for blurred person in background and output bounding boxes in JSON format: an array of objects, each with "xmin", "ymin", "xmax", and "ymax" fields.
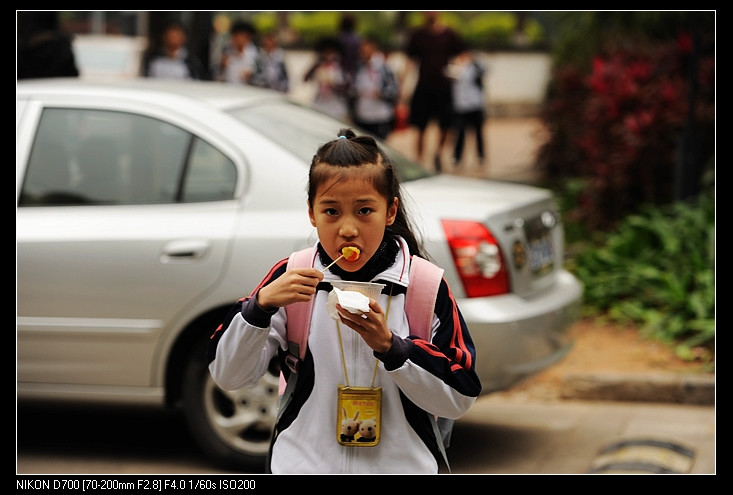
[
  {"xmin": 219, "ymin": 20, "xmax": 258, "ymax": 85},
  {"xmin": 350, "ymin": 36, "xmax": 399, "ymax": 140},
  {"xmin": 447, "ymin": 49, "xmax": 487, "ymax": 170},
  {"xmin": 250, "ymin": 31, "xmax": 290, "ymax": 93},
  {"xmin": 337, "ymin": 12, "xmax": 361, "ymax": 119},
  {"xmin": 17, "ymin": 11, "xmax": 79, "ymax": 79},
  {"xmin": 337, "ymin": 13, "xmax": 361, "ymax": 84},
  {"xmin": 304, "ymin": 36, "xmax": 350, "ymax": 121},
  {"xmin": 405, "ymin": 12, "xmax": 464, "ymax": 172},
  {"xmin": 142, "ymin": 21, "xmax": 207, "ymax": 80}
]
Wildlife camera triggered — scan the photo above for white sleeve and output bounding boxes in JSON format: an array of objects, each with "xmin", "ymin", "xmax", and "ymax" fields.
[{"xmin": 209, "ymin": 309, "xmax": 287, "ymax": 391}]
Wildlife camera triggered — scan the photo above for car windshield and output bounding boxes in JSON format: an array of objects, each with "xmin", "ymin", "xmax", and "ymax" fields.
[{"xmin": 227, "ymin": 101, "xmax": 431, "ymax": 182}]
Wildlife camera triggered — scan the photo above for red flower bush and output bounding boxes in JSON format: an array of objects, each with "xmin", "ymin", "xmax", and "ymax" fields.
[{"xmin": 537, "ymin": 34, "xmax": 714, "ymax": 231}]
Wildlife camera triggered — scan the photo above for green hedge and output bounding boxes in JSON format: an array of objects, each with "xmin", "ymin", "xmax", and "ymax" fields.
[
  {"xmin": 236, "ymin": 11, "xmax": 547, "ymax": 51},
  {"xmin": 565, "ymin": 175, "xmax": 715, "ymax": 367}
]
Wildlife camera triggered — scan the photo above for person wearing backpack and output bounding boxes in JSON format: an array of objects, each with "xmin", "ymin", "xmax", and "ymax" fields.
[
  {"xmin": 141, "ymin": 20, "xmax": 208, "ymax": 81},
  {"xmin": 350, "ymin": 36, "xmax": 400, "ymax": 140},
  {"xmin": 208, "ymin": 129, "xmax": 481, "ymax": 474},
  {"xmin": 249, "ymin": 30, "xmax": 290, "ymax": 93}
]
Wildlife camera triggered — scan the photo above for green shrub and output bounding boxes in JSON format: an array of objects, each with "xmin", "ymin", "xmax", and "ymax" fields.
[
  {"xmin": 464, "ymin": 12, "xmax": 516, "ymax": 48},
  {"xmin": 251, "ymin": 12, "xmax": 279, "ymax": 34},
  {"xmin": 426, "ymin": 11, "xmax": 546, "ymax": 50},
  {"xmin": 217, "ymin": 11, "xmax": 548, "ymax": 51},
  {"xmin": 566, "ymin": 177, "xmax": 714, "ymax": 366},
  {"xmin": 288, "ymin": 11, "xmax": 342, "ymax": 46}
]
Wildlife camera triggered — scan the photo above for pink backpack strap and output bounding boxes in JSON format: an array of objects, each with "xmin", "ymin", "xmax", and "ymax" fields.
[
  {"xmin": 284, "ymin": 247, "xmax": 317, "ymax": 362},
  {"xmin": 279, "ymin": 248, "xmax": 316, "ymax": 397},
  {"xmin": 405, "ymin": 255, "xmax": 444, "ymax": 341},
  {"xmin": 405, "ymin": 256, "xmax": 451, "ymax": 472}
]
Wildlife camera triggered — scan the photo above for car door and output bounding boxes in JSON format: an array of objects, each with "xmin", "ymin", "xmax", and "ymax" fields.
[{"xmin": 16, "ymin": 100, "xmax": 240, "ymax": 390}]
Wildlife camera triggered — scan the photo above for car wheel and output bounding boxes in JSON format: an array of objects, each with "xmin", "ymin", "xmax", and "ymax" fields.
[{"xmin": 181, "ymin": 340, "xmax": 280, "ymax": 471}]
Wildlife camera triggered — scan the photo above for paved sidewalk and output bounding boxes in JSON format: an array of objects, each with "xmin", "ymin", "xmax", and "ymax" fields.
[{"xmin": 385, "ymin": 117, "xmax": 546, "ymax": 184}]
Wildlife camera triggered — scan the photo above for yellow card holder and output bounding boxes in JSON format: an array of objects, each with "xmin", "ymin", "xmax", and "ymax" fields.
[{"xmin": 337, "ymin": 385, "xmax": 382, "ymax": 446}]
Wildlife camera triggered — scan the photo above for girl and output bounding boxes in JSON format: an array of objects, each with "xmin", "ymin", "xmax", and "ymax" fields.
[{"xmin": 208, "ymin": 129, "xmax": 481, "ymax": 474}]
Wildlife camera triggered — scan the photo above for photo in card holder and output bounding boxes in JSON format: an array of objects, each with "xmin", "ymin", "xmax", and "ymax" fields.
[{"xmin": 337, "ymin": 385, "xmax": 381, "ymax": 446}]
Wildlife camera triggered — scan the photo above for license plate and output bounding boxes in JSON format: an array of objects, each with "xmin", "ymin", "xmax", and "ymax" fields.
[
  {"xmin": 524, "ymin": 216, "xmax": 554, "ymax": 275},
  {"xmin": 528, "ymin": 234, "xmax": 554, "ymax": 274}
]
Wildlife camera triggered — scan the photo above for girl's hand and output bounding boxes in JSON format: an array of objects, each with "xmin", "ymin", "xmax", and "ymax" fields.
[
  {"xmin": 337, "ymin": 299, "xmax": 393, "ymax": 353},
  {"xmin": 256, "ymin": 268, "xmax": 323, "ymax": 311}
]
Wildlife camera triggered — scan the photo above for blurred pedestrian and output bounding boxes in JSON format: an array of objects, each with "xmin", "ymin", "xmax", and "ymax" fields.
[
  {"xmin": 142, "ymin": 21, "xmax": 207, "ymax": 80},
  {"xmin": 405, "ymin": 12, "xmax": 464, "ymax": 172},
  {"xmin": 447, "ymin": 49, "xmax": 487, "ymax": 169},
  {"xmin": 351, "ymin": 36, "xmax": 399, "ymax": 140},
  {"xmin": 304, "ymin": 36, "xmax": 350, "ymax": 121},
  {"xmin": 250, "ymin": 31, "xmax": 290, "ymax": 93},
  {"xmin": 219, "ymin": 20, "xmax": 258, "ymax": 85},
  {"xmin": 338, "ymin": 13, "xmax": 361, "ymax": 80},
  {"xmin": 337, "ymin": 13, "xmax": 361, "ymax": 118},
  {"xmin": 17, "ymin": 11, "xmax": 79, "ymax": 79}
]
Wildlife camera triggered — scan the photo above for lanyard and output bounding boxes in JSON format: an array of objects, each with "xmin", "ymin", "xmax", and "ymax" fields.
[{"xmin": 335, "ymin": 286, "xmax": 393, "ymax": 388}]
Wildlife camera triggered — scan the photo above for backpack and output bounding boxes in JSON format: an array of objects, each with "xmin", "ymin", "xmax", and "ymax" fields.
[
  {"xmin": 472, "ymin": 60, "xmax": 485, "ymax": 90},
  {"xmin": 378, "ymin": 63, "xmax": 400, "ymax": 106},
  {"xmin": 280, "ymin": 247, "xmax": 453, "ymax": 471}
]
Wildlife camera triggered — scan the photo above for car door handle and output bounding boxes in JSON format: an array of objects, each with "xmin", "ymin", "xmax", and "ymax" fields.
[{"xmin": 160, "ymin": 239, "xmax": 210, "ymax": 262}]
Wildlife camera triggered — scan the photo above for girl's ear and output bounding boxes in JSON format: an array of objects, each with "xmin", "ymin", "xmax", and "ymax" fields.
[
  {"xmin": 308, "ymin": 201, "xmax": 317, "ymax": 227},
  {"xmin": 386, "ymin": 197, "xmax": 398, "ymax": 226}
]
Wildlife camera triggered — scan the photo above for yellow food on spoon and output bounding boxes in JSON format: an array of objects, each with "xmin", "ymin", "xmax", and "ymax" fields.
[
  {"xmin": 342, "ymin": 246, "xmax": 361, "ymax": 262},
  {"xmin": 322, "ymin": 247, "xmax": 361, "ymax": 273}
]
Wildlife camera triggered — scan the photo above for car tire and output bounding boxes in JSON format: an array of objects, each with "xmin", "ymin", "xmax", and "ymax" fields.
[{"xmin": 181, "ymin": 339, "xmax": 280, "ymax": 471}]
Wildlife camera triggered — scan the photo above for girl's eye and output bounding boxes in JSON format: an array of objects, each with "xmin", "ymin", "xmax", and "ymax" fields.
[
  {"xmin": 324, "ymin": 208, "xmax": 338, "ymax": 216},
  {"xmin": 358, "ymin": 207, "xmax": 373, "ymax": 215}
]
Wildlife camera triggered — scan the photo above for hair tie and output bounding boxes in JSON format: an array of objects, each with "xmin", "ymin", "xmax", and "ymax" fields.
[{"xmin": 338, "ymin": 135, "xmax": 347, "ymax": 139}]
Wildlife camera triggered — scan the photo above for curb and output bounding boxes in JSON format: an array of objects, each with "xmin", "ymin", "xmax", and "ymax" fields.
[{"xmin": 560, "ymin": 372, "xmax": 715, "ymax": 406}]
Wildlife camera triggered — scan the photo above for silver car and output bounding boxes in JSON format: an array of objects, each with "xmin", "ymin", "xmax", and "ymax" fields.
[{"xmin": 16, "ymin": 78, "xmax": 582, "ymax": 470}]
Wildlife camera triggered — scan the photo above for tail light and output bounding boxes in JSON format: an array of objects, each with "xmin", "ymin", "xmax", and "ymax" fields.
[{"xmin": 441, "ymin": 219, "xmax": 509, "ymax": 297}]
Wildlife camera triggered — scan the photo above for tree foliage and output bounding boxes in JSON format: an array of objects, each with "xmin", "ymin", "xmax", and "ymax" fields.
[
  {"xmin": 541, "ymin": 12, "xmax": 715, "ymax": 362},
  {"xmin": 537, "ymin": 11, "xmax": 715, "ymax": 232}
]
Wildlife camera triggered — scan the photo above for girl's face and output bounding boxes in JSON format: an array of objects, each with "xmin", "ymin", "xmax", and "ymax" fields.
[{"xmin": 308, "ymin": 166, "xmax": 398, "ymax": 272}]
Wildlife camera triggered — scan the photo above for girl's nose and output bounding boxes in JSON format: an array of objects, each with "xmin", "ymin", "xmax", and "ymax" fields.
[{"xmin": 338, "ymin": 219, "xmax": 358, "ymax": 238}]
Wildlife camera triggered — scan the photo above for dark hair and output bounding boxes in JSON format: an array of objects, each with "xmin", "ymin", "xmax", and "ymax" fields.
[
  {"xmin": 19, "ymin": 11, "xmax": 60, "ymax": 36},
  {"xmin": 161, "ymin": 20, "xmax": 187, "ymax": 39},
  {"xmin": 230, "ymin": 20, "xmax": 255, "ymax": 36},
  {"xmin": 315, "ymin": 36, "xmax": 342, "ymax": 54},
  {"xmin": 339, "ymin": 13, "xmax": 357, "ymax": 32},
  {"xmin": 308, "ymin": 128, "xmax": 424, "ymax": 258}
]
